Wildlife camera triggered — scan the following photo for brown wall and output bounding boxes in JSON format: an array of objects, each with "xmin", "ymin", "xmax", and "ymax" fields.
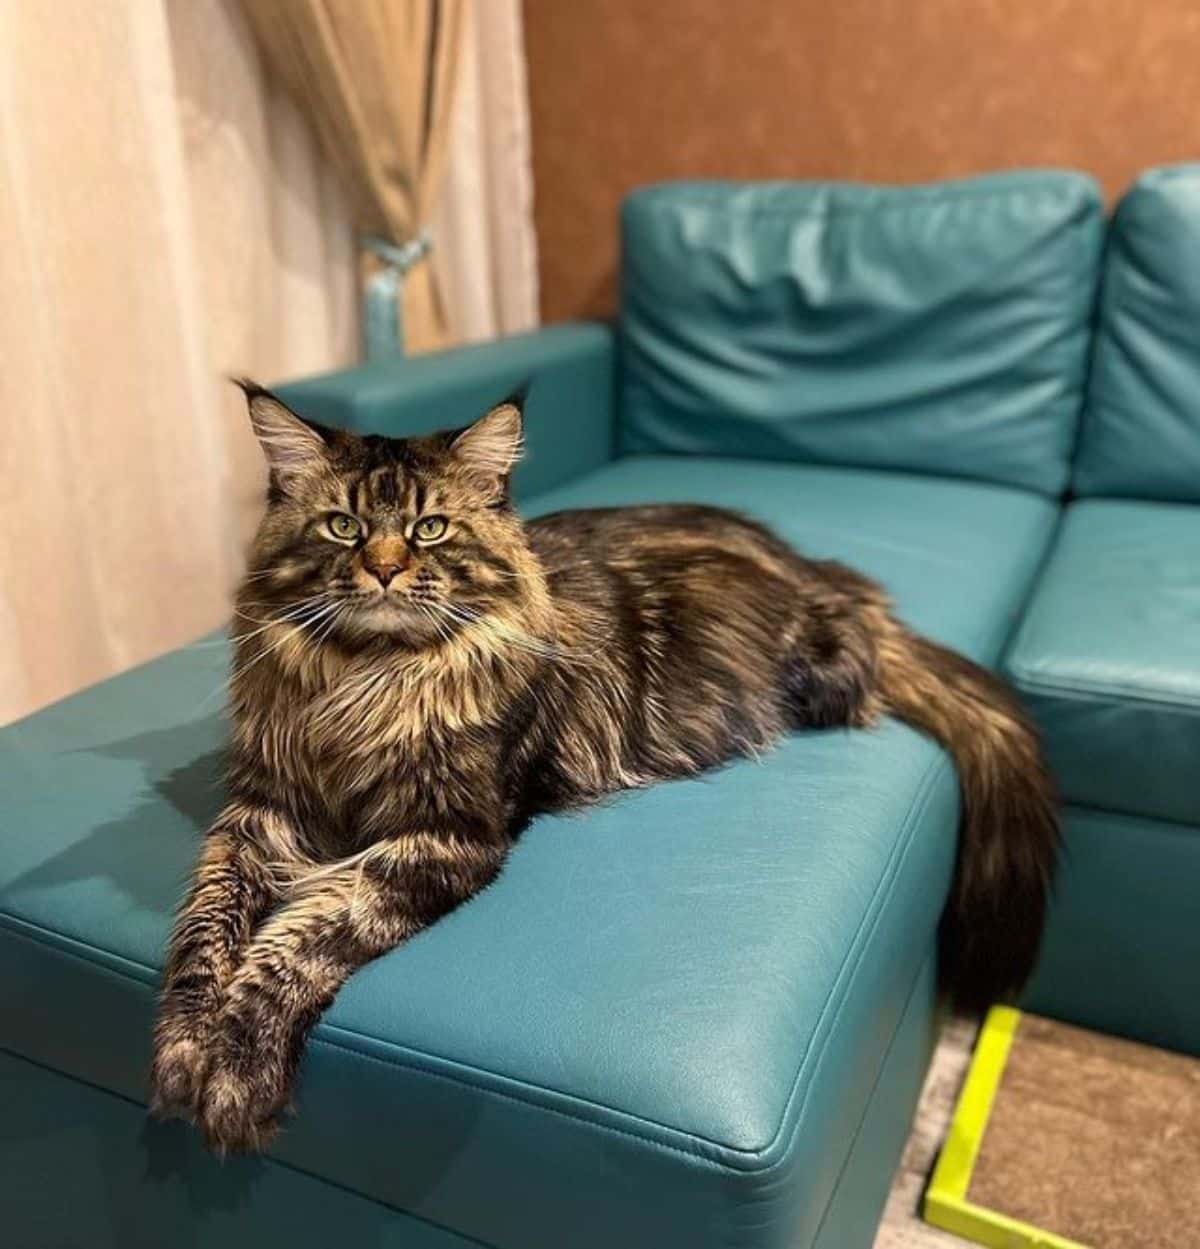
[{"xmin": 524, "ymin": 0, "xmax": 1200, "ymax": 323}]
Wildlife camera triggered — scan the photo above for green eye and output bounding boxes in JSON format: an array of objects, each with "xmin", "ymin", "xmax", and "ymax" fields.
[
  {"xmin": 413, "ymin": 515, "xmax": 448, "ymax": 543},
  {"xmin": 328, "ymin": 513, "xmax": 361, "ymax": 541}
]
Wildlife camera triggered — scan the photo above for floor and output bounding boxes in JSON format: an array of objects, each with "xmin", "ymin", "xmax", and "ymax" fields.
[
  {"xmin": 969, "ymin": 1014, "xmax": 1200, "ymax": 1249},
  {"xmin": 872, "ymin": 1015, "xmax": 980, "ymax": 1249}
]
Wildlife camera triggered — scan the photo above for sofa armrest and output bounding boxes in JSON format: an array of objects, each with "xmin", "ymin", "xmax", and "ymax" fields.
[{"xmin": 275, "ymin": 322, "xmax": 617, "ymax": 500}]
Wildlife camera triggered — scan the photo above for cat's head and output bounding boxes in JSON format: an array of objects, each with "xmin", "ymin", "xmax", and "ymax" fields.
[{"xmin": 236, "ymin": 382, "xmax": 542, "ymax": 651}]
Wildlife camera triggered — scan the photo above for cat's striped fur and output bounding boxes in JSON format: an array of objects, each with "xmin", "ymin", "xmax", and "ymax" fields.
[{"xmin": 151, "ymin": 386, "xmax": 1058, "ymax": 1153}]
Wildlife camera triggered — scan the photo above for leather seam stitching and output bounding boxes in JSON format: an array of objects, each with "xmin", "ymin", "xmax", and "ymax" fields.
[
  {"xmin": 0, "ymin": 913, "xmax": 159, "ymax": 984},
  {"xmin": 1063, "ymin": 801, "xmax": 1200, "ymax": 835},
  {"xmin": 1009, "ymin": 670, "xmax": 1200, "ymax": 712}
]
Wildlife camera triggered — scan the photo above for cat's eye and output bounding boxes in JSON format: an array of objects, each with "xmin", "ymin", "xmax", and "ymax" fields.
[
  {"xmin": 327, "ymin": 513, "xmax": 362, "ymax": 541},
  {"xmin": 413, "ymin": 515, "xmax": 448, "ymax": 543}
]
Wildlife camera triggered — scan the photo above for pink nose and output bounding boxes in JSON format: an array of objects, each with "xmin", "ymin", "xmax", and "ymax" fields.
[{"xmin": 366, "ymin": 562, "xmax": 403, "ymax": 588}]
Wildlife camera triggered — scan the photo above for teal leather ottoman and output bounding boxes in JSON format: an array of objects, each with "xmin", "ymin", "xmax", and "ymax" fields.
[{"xmin": 10, "ymin": 165, "xmax": 1196, "ymax": 1247}]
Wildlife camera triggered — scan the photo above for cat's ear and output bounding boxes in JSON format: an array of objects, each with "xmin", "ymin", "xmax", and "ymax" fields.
[
  {"xmin": 450, "ymin": 390, "xmax": 525, "ymax": 490},
  {"xmin": 235, "ymin": 380, "xmax": 332, "ymax": 483}
]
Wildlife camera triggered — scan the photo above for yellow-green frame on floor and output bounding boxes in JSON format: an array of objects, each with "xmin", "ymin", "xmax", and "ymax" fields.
[{"xmin": 923, "ymin": 1005, "xmax": 1090, "ymax": 1249}]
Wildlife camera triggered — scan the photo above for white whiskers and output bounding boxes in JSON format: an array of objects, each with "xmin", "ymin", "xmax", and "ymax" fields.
[{"xmin": 188, "ymin": 595, "xmax": 349, "ymax": 716}]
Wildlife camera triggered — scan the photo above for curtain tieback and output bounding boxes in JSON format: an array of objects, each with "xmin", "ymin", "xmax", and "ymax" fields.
[{"xmin": 361, "ymin": 229, "xmax": 433, "ymax": 361}]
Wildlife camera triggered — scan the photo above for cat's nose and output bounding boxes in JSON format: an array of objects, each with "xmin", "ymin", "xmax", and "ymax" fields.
[
  {"xmin": 367, "ymin": 562, "xmax": 403, "ymax": 589},
  {"xmin": 362, "ymin": 539, "xmax": 410, "ymax": 589}
]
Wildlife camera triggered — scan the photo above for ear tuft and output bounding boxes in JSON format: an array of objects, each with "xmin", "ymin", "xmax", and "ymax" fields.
[
  {"xmin": 450, "ymin": 394, "xmax": 525, "ymax": 487},
  {"xmin": 235, "ymin": 379, "xmax": 330, "ymax": 481},
  {"xmin": 496, "ymin": 381, "xmax": 530, "ymax": 412}
]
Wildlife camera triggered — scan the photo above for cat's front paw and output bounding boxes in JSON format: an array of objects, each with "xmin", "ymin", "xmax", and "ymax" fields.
[
  {"xmin": 197, "ymin": 1059, "xmax": 289, "ymax": 1155},
  {"xmin": 150, "ymin": 1033, "xmax": 210, "ymax": 1120}
]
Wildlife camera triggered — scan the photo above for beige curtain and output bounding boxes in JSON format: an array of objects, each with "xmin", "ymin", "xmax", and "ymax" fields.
[
  {"xmin": 0, "ymin": 0, "xmax": 356, "ymax": 725},
  {"xmin": 240, "ymin": 0, "xmax": 466, "ymax": 353},
  {"xmin": 168, "ymin": 0, "xmax": 358, "ymax": 550},
  {"xmin": 433, "ymin": 0, "xmax": 539, "ymax": 342}
]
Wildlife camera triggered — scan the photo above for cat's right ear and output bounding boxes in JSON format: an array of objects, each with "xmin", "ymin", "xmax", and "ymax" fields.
[{"xmin": 234, "ymin": 380, "xmax": 331, "ymax": 484}]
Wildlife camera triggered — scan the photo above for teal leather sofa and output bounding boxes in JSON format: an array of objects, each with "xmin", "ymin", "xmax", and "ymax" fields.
[
  {"xmin": 1008, "ymin": 165, "xmax": 1200, "ymax": 1055},
  {"xmin": 2, "ymin": 166, "xmax": 1197, "ymax": 1249}
]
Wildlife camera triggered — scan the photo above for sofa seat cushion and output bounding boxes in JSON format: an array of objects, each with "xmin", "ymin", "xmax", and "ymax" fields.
[
  {"xmin": 0, "ymin": 457, "xmax": 1056, "ymax": 1249},
  {"xmin": 1005, "ymin": 499, "xmax": 1200, "ymax": 826},
  {"xmin": 619, "ymin": 173, "xmax": 1104, "ymax": 495}
]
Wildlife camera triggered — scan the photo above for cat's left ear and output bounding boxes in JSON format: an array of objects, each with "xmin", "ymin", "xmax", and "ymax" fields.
[{"xmin": 450, "ymin": 390, "xmax": 525, "ymax": 491}]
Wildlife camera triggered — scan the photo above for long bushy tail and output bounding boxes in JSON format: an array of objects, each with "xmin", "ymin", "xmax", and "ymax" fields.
[{"xmin": 878, "ymin": 625, "xmax": 1059, "ymax": 1011}]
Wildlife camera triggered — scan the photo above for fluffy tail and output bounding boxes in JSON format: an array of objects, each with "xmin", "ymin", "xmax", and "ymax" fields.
[{"xmin": 878, "ymin": 625, "xmax": 1059, "ymax": 1011}]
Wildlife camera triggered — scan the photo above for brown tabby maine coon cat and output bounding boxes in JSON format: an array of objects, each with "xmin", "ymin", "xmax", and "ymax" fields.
[{"xmin": 151, "ymin": 384, "xmax": 1058, "ymax": 1153}]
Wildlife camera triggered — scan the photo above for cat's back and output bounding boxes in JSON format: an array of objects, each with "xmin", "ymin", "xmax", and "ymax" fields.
[
  {"xmin": 524, "ymin": 503, "xmax": 813, "ymax": 789},
  {"xmin": 527, "ymin": 503, "xmax": 806, "ymax": 587}
]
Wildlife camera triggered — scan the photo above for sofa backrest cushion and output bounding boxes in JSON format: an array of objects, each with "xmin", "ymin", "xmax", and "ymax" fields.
[
  {"xmin": 1074, "ymin": 164, "xmax": 1200, "ymax": 502},
  {"xmin": 618, "ymin": 173, "xmax": 1103, "ymax": 496}
]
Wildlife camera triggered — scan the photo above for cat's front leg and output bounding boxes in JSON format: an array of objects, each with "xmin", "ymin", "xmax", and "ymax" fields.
[
  {"xmin": 150, "ymin": 803, "xmax": 281, "ymax": 1118},
  {"xmin": 196, "ymin": 831, "xmax": 506, "ymax": 1154}
]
